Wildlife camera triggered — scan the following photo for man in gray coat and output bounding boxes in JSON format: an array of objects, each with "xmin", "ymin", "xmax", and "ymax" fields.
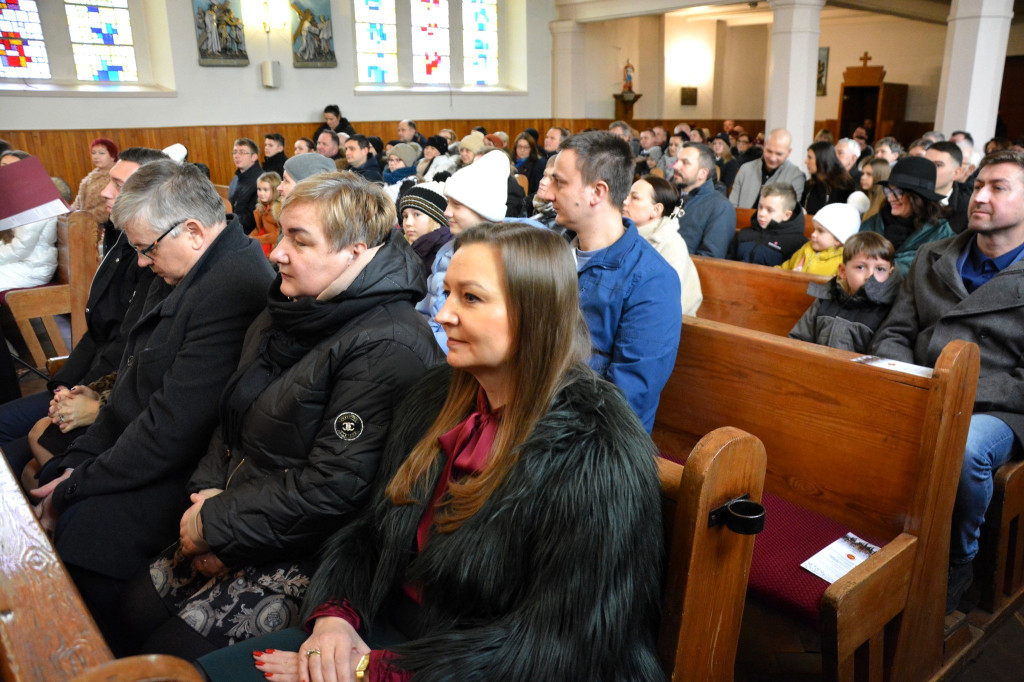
[
  {"xmin": 871, "ymin": 150, "xmax": 1024, "ymax": 614},
  {"xmin": 33, "ymin": 160, "xmax": 274, "ymax": 646},
  {"xmin": 729, "ymin": 128, "xmax": 806, "ymax": 209}
]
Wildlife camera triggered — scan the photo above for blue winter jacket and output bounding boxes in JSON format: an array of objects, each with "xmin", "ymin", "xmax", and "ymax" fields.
[
  {"xmin": 677, "ymin": 179, "xmax": 736, "ymax": 258},
  {"xmin": 577, "ymin": 218, "xmax": 682, "ymax": 432}
]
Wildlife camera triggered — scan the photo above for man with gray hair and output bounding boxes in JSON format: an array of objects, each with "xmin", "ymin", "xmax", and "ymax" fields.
[
  {"xmin": 730, "ymin": 128, "xmax": 806, "ymax": 208},
  {"xmin": 835, "ymin": 137, "xmax": 863, "ymax": 184},
  {"xmin": 33, "ymin": 159, "xmax": 274, "ymax": 647}
]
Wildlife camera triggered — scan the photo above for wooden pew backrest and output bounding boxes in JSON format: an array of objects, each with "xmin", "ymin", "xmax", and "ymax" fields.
[{"xmin": 692, "ymin": 255, "xmax": 827, "ymax": 337}]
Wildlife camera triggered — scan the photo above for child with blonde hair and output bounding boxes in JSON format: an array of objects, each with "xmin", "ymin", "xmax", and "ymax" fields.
[{"xmin": 253, "ymin": 171, "xmax": 281, "ymax": 258}]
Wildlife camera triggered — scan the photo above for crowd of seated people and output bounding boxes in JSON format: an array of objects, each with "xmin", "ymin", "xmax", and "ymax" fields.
[{"xmin": 3, "ymin": 112, "xmax": 1024, "ymax": 679}]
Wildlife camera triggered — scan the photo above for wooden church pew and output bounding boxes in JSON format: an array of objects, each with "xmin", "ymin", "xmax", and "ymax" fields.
[{"xmin": 653, "ymin": 318, "xmax": 978, "ymax": 682}]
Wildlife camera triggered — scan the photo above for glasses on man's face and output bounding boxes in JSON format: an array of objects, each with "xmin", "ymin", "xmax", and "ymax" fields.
[
  {"xmin": 882, "ymin": 186, "xmax": 905, "ymax": 201},
  {"xmin": 131, "ymin": 219, "xmax": 186, "ymax": 258}
]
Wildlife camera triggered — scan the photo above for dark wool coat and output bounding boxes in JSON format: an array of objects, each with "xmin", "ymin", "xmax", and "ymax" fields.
[
  {"xmin": 302, "ymin": 364, "xmax": 667, "ymax": 682},
  {"xmin": 189, "ymin": 233, "xmax": 443, "ymax": 567},
  {"xmin": 48, "ymin": 226, "xmax": 274, "ymax": 580},
  {"xmin": 49, "ymin": 228, "xmax": 148, "ymax": 390},
  {"xmin": 872, "ymin": 231, "xmax": 1024, "ymax": 444},
  {"xmin": 229, "ymin": 162, "xmax": 263, "ymax": 235}
]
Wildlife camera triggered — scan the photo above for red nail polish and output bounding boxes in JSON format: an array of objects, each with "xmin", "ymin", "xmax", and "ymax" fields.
[
  {"xmin": 255, "ymin": 661, "xmax": 265, "ymax": 667},
  {"xmin": 265, "ymin": 674, "xmax": 273, "ymax": 679},
  {"xmin": 253, "ymin": 651, "xmax": 264, "ymax": 658},
  {"xmin": 265, "ymin": 649, "xmax": 276, "ymax": 653}
]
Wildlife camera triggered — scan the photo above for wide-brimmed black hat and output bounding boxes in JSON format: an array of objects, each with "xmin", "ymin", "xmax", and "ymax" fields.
[{"xmin": 878, "ymin": 156, "xmax": 944, "ymax": 202}]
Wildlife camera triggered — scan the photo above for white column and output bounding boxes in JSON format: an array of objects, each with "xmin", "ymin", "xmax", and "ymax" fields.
[
  {"xmin": 934, "ymin": 0, "xmax": 1013, "ymax": 140},
  {"xmin": 766, "ymin": 0, "xmax": 824, "ymax": 172},
  {"xmin": 550, "ymin": 20, "xmax": 587, "ymax": 119}
]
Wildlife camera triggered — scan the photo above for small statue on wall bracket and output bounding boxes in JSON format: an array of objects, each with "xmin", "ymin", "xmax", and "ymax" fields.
[{"xmin": 622, "ymin": 60, "xmax": 635, "ymax": 93}]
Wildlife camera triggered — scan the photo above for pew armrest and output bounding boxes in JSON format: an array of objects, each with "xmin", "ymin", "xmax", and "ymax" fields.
[
  {"xmin": 46, "ymin": 355, "xmax": 69, "ymax": 375},
  {"xmin": 821, "ymin": 532, "xmax": 918, "ymax": 661},
  {"xmin": 69, "ymin": 654, "xmax": 205, "ymax": 681}
]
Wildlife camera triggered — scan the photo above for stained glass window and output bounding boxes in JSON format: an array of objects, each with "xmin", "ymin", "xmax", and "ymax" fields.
[
  {"xmin": 0, "ymin": 0, "xmax": 51, "ymax": 79},
  {"xmin": 355, "ymin": 0, "xmax": 397, "ymax": 83},
  {"xmin": 64, "ymin": 0, "xmax": 137, "ymax": 81},
  {"xmin": 411, "ymin": 0, "xmax": 448, "ymax": 84},
  {"xmin": 462, "ymin": 0, "xmax": 496, "ymax": 85}
]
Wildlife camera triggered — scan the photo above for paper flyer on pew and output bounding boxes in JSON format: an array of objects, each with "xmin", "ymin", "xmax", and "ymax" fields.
[
  {"xmin": 0, "ymin": 156, "xmax": 70, "ymax": 232},
  {"xmin": 801, "ymin": 533, "xmax": 881, "ymax": 584}
]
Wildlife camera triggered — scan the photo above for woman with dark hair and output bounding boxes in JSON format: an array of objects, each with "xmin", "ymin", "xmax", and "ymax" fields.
[
  {"xmin": 802, "ymin": 141, "xmax": 855, "ymax": 214},
  {"xmin": 197, "ymin": 223, "xmax": 665, "ymax": 682},
  {"xmin": 120, "ymin": 172, "xmax": 441, "ymax": 659},
  {"xmin": 313, "ymin": 104, "xmax": 356, "ymax": 139},
  {"xmin": 511, "ymin": 132, "xmax": 544, "ymax": 194},
  {"xmin": 623, "ymin": 176, "xmax": 702, "ymax": 315},
  {"xmin": 859, "ymin": 156, "xmax": 954, "ymax": 275},
  {"xmin": 71, "ymin": 137, "xmax": 119, "ymax": 225}
]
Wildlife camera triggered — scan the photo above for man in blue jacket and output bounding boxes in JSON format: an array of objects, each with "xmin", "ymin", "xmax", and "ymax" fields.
[
  {"xmin": 550, "ymin": 131, "xmax": 682, "ymax": 432},
  {"xmin": 675, "ymin": 142, "xmax": 736, "ymax": 258}
]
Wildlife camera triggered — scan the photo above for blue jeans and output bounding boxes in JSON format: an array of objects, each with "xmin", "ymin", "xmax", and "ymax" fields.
[
  {"xmin": 0, "ymin": 390, "xmax": 51, "ymax": 444},
  {"xmin": 951, "ymin": 414, "xmax": 1020, "ymax": 564}
]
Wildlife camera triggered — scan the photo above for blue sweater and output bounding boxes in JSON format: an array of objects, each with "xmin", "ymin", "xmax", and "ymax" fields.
[{"xmin": 677, "ymin": 179, "xmax": 736, "ymax": 258}]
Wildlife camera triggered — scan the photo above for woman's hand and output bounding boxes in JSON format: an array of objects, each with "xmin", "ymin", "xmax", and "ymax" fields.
[
  {"xmin": 191, "ymin": 552, "xmax": 229, "ymax": 578},
  {"xmin": 49, "ymin": 386, "xmax": 101, "ymax": 432},
  {"xmin": 179, "ymin": 493, "xmax": 211, "ymax": 556},
  {"xmin": 260, "ymin": 616, "xmax": 370, "ymax": 682}
]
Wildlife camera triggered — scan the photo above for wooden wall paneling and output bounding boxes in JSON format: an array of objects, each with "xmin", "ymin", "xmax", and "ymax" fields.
[{"xmin": 1, "ymin": 117, "xmax": 771, "ymax": 192}]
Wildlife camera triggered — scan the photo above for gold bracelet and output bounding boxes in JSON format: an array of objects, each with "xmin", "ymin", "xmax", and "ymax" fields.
[{"xmin": 355, "ymin": 653, "xmax": 370, "ymax": 680}]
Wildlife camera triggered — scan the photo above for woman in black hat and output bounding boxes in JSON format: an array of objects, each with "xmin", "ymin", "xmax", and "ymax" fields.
[
  {"xmin": 802, "ymin": 141, "xmax": 855, "ymax": 215},
  {"xmin": 859, "ymin": 156, "xmax": 955, "ymax": 275}
]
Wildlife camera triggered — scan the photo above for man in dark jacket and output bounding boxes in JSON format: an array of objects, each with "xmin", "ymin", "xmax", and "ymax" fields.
[
  {"xmin": 728, "ymin": 182, "xmax": 806, "ymax": 266},
  {"xmin": 872, "ymin": 150, "xmax": 1024, "ymax": 614},
  {"xmin": 0, "ymin": 146, "xmax": 167, "ymax": 476},
  {"xmin": 674, "ymin": 142, "xmax": 735, "ymax": 258},
  {"xmin": 228, "ymin": 137, "xmax": 262, "ymax": 234},
  {"xmin": 33, "ymin": 159, "xmax": 274, "ymax": 646},
  {"xmin": 926, "ymin": 141, "xmax": 970, "ymax": 234},
  {"xmin": 344, "ymin": 135, "xmax": 383, "ymax": 182},
  {"xmin": 262, "ymin": 133, "xmax": 287, "ymax": 176}
]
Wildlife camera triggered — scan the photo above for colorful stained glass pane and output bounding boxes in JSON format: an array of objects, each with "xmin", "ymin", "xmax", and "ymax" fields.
[
  {"xmin": 462, "ymin": 0, "xmax": 496, "ymax": 85},
  {"xmin": 355, "ymin": 22, "xmax": 396, "ymax": 53},
  {"xmin": 411, "ymin": 0, "xmax": 448, "ymax": 28},
  {"xmin": 65, "ymin": 0, "xmax": 127, "ymax": 7},
  {"xmin": 71, "ymin": 43, "xmax": 136, "ymax": 81},
  {"xmin": 353, "ymin": 0, "xmax": 395, "ymax": 25},
  {"xmin": 464, "ymin": 54, "xmax": 496, "ymax": 85},
  {"xmin": 65, "ymin": 4, "xmax": 132, "ymax": 45},
  {"xmin": 0, "ymin": 0, "xmax": 51, "ymax": 79},
  {"xmin": 462, "ymin": 1, "xmax": 495, "ymax": 32},
  {"xmin": 412, "ymin": 25, "xmax": 448, "ymax": 56},
  {"xmin": 413, "ymin": 52, "xmax": 448, "ymax": 84},
  {"xmin": 356, "ymin": 52, "xmax": 397, "ymax": 84}
]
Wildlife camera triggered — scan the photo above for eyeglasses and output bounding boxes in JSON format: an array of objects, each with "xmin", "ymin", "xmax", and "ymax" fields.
[
  {"xmin": 882, "ymin": 186, "xmax": 905, "ymax": 201},
  {"xmin": 854, "ymin": 135, "xmax": 867, "ymax": 141},
  {"xmin": 131, "ymin": 219, "xmax": 186, "ymax": 258}
]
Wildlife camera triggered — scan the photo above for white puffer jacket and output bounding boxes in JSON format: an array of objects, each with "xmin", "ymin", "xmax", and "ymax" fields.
[{"xmin": 0, "ymin": 216, "xmax": 58, "ymax": 291}]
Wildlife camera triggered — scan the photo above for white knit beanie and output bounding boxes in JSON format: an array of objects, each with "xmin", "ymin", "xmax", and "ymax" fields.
[
  {"xmin": 444, "ymin": 151, "xmax": 508, "ymax": 222},
  {"xmin": 813, "ymin": 203, "xmax": 861, "ymax": 245}
]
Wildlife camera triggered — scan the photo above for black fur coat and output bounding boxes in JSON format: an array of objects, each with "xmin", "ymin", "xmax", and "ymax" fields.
[{"xmin": 302, "ymin": 364, "xmax": 666, "ymax": 681}]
